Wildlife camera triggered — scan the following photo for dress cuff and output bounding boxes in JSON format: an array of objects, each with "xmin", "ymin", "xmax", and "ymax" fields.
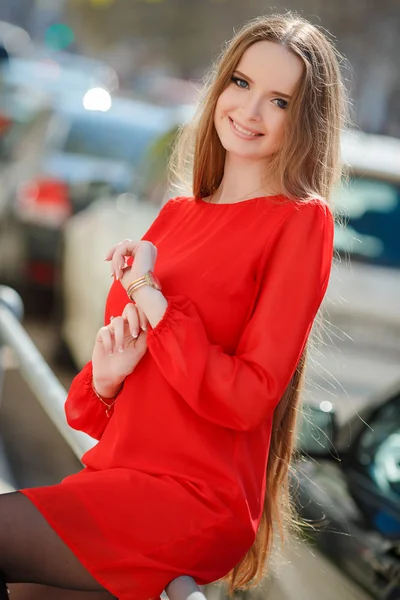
[
  {"xmin": 147, "ymin": 295, "xmax": 187, "ymax": 342},
  {"xmin": 147, "ymin": 297, "xmax": 173, "ymax": 341},
  {"xmin": 79, "ymin": 361, "xmax": 99, "ymax": 404}
]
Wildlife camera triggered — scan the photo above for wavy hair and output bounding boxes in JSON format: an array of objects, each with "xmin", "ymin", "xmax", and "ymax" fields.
[{"xmin": 168, "ymin": 11, "xmax": 349, "ymax": 596}]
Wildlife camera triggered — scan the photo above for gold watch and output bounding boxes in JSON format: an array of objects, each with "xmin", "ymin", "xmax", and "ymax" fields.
[{"xmin": 126, "ymin": 270, "xmax": 161, "ymax": 300}]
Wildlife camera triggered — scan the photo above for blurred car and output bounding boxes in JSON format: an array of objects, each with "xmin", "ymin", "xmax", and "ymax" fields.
[
  {"xmin": 1, "ymin": 53, "xmax": 117, "ymax": 103},
  {"xmin": 326, "ymin": 130, "xmax": 400, "ymax": 341},
  {"xmin": 27, "ymin": 46, "xmax": 119, "ymax": 92},
  {"xmin": 295, "ymin": 381, "xmax": 400, "ymax": 600},
  {"xmin": 58, "ymin": 129, "xmax": 400, "ymax": 370},
  {"xmin": 0, "ymin": 83, "xmax": 53, "ymax": 210},
  {"xmin": 2, "ymin": 94, "xmax": 183, "ymax": 290},
  {"xmin": 0, "ymin": 82, "xmax": 53, "ymax": 284}
]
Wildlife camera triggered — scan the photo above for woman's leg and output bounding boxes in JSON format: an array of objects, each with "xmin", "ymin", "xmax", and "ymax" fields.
[{"xmin": 0, "ymin": 491, "xmax": 115, "ymax": 596}]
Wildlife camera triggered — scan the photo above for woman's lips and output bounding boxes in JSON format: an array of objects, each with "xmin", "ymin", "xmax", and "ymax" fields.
[{"xmin": 228, "ymin": 117, "xmax": 264, "ymax": 139}]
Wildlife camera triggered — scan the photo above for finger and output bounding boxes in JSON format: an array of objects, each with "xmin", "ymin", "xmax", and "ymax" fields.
[
  {"xmin": 133, "ymin": 330, "xmax": 148, "ymax": 359},
  {"xmin": 106, "ymin": 240, "xmax": 131, "ymax": 278},
  {"xmin": 118, "ymin": 239, "xmax": 141, "ymax": 255},
  {"xmin": 103, "ymin": 244, "xmax": 118, "ymax": 262},
  {"xmin": 136, "ymin": 307, "xmax": 149, "ymax": 332},
  {"xmin": 109, "ymin": 316, "xmax": 125, "ymax": 352},
  {"xmin": 112, "ymin": 240, "xmax": 140, "ymax": 281},
  {"xmin": 122, "ymin": 302, "xmax": 148, "ymax": 334},
  {"xmin": 113, "ymin": 254, "xmax": 127, "ymax": 282},
  {"xmin": 122, "ymin": 303, "xmax": 140, "ymax": 339},
  {"xmin": 104, "ymin": 239, "xmax": 136, "ymax": 262},
  {"xmin": 97, "ymin": 326, "xmax": 114, "ymax": 355}
]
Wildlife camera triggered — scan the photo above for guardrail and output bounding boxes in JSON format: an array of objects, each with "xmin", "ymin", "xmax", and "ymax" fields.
[{"xmin": 0, "ymin": 285, "xmax": 208, "ymax": 600}]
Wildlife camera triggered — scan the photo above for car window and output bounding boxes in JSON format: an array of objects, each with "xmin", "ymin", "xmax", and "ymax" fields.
[
  {"xmin": 355, "ymin": 396, "xmax": 400, "ymax": 498},
  {"xmin": 333, "ymin": 177, "xmax": 400, "ymax": 268},
  {"xmin": 62, "ymin": 114, "xmax": 165, "ymax": 164}
]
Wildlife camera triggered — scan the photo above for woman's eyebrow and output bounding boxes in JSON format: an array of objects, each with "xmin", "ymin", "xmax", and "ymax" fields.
[{"xmin": 234, "ymin": 69, "xmax": 292, "ymax": 99}]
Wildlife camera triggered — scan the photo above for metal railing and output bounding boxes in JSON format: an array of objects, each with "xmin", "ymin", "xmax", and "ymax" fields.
[{"xmin": 0, "ymin": 285, "xmax": 208, "ymax": 600}]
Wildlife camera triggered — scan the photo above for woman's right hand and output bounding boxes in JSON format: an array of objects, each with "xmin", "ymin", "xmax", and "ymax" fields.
[
  {"xmin": 92, "ymin": 304, "xmax": 148, "ymax": 398},
  {"xmin": 104, "ymin": 239, "xmax": 157, "ymax": 283}
]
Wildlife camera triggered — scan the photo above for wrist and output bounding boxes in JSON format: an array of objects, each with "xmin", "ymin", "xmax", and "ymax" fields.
[
  {"xmin": 129, "ymin": 284, "xmax": 160, "ymax": 305},
  {"xmin": 92, "ymin": 377, "xmax": 122, "ymax": 400},
  {"xmin": 125, "ymin": 270, "xmax": 161, "ymax": 298},
  {"xmin": 121, "ymin": 267, "xmax": 155, "ymax": 291},
  {"xmin": 91, "ymin": 378, "xmax": 121, "ymax": 418},
  {"xmin": 130, "ymin": 286, "xmax": 168, "ymax": 330}
]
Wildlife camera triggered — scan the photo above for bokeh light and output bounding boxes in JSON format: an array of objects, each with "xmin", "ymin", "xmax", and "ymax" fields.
[
  {"xmin": 83, "ymin": 88, "xmax": 112, "ymax": 112},
  {"xmin": 319, "ymin": 401, "xmax": 334, "ymax": 413},
  {"xmin": 44, "ymin": 23, "xmax": 75, "ymax": 50}
]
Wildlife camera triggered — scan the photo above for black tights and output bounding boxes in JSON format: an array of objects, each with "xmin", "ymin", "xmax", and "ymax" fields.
[{"xmin": 0, "ymin": 492, "xmax": 117, "ymax": 599}]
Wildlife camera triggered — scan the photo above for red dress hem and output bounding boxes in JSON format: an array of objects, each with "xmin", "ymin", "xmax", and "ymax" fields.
[{"xmin": 20, "ymin": 489, "xmax": 122, "ymax": 598}]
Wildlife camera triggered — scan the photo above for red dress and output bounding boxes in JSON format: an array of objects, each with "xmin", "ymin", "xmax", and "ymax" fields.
[{"xmin": 21, "ymin": 195, "xmax": 334, "ymax": 600}]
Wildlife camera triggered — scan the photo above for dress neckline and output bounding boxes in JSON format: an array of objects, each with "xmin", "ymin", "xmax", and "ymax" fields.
[{"xmin": 196, "ymin": 194, "xmax": 285, "ymax": 206}]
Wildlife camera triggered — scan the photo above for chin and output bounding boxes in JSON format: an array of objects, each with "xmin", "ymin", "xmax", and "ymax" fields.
[{"xmin": 224, "ymin": 142, "xmax": 269, "ymax": 161}]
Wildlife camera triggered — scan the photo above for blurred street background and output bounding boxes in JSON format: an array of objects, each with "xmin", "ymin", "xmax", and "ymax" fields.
[{"xmin": 0, "ymin": 0, "xmax": 399, "ymax": 599}]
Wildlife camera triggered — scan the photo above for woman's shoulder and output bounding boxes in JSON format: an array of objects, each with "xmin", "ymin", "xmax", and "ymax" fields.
[
  {"xmin": 162, "ymin": 195, "xmax": 193, "ymax": 207},
  {"xmin": 282, "ymin": 194, "xmax": 332, "ymax": 212},
  {"xmin": 278, "ymin": 196, "xmax": 334, "ymax": 228},
  {"xmin": 261, "ymin": 196, "xmax": 334, "ymax": 254},
  {"xmin": 157, "ymin": 195, "xmax": 194, "ymax": 215}
]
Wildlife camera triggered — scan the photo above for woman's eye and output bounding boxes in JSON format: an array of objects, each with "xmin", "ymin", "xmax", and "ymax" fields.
[
  {"xmin": 231, "ymin": 76, "xmax": 249, "ymax": 89},
  {"xmin": 273, "ymin": 98, "xmax": 288, "ymax": 110}
]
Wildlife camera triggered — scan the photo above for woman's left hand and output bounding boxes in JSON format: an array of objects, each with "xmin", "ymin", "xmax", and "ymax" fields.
[{"xmin": 104, "ymin": 239, "xmax": 158, "ymax": 290}]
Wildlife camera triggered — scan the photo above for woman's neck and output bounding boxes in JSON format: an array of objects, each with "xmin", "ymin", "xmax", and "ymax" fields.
[{"xmin": 213, "ymin": 154, "xmax": 280, "ymax": 204}]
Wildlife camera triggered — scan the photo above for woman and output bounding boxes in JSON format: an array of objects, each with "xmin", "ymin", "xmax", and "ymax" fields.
[{"xmin": 0, "ymin": 12, "xmax": 348, "ymax": 600}]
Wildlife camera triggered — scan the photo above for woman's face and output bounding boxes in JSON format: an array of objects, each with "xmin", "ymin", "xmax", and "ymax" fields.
[{"xmin": 214, "ymin": 41, "xmax": 304, "ymax": 162}]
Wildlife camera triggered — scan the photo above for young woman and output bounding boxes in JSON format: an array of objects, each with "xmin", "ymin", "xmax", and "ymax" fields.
[{"xmin": 0, "ymin": 12, "xmax": 348, "ymax": 600}]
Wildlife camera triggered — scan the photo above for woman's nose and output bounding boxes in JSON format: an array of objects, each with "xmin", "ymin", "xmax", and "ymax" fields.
[{"xmin": 243, "ymin": 96, "xmax": 263, "ymax": 121}]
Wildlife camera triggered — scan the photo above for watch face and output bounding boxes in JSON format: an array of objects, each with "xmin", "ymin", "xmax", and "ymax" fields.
[
  {"xmin": 148, "ymin": 271, "xmax": 161, "ymax": 291},
  {"xmin": 153, "ymin": 275, "xmax": 161, "ymax": 291}
]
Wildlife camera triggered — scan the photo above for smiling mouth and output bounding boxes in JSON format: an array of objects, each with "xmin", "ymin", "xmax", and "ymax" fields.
[{"xmin": 229, "ymin": 117, "xmax": 264, "ymax": 137}]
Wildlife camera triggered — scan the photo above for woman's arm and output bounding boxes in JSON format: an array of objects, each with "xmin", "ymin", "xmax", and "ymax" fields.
[
  {"xmin": 136, "ymin": 202, "xmax": 334, "ymax": 432},
  {"xmin": 65, "ymin": 201, "xmax": 175, "ymax": 439},
  {"xmin": 127, "ymin": 286, "xmax": 168, "ymax": 328}
]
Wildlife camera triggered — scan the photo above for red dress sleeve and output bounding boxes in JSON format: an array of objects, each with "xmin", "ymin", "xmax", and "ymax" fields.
[
  {"xmin": 65, "ymin": 201, "xmax": 176, "ymax": 439},
  {"xmin": 64, "ymin": 361, "xmax": 115, "ymax": 441},
  {"xmin": 147, "ymin": 202, "xmax": 334, "ymax": 432}
]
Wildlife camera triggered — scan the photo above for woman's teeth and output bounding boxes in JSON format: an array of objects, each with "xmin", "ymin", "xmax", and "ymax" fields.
[{"xmin": 231, "ymin": 119, "xmax": 262, "ymax": 137}]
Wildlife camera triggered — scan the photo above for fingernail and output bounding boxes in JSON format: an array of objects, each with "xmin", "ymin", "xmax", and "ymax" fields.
[
  {"xmin": 108, "ymin": 351, "xmax": 113, "ymax": 356},
  {"xmin": 141, "ymin": 326, "xmax": 147, "ymax": 331},
  {"xmin": 131, "ymin": 331, "xmax": 138, "ymax": 338},
  {"xmin": 116, "ymin": 275, "xmax": 119, "ymax": 281},
  {"xmin": 118, "ymin": 346, "xmax": 124, "ymax": 353}
]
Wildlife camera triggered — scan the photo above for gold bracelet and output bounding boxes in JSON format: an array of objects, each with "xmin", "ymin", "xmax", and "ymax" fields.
[
  {"xmin": 127, "ymin": 280, "xmax": 147, "ymax": 300},
  {"xmin": 126, "ymin": 271, "xmax": 161, "ymax": 302},
  {"xmin": 91, "ymin": 379, "xmax": 118, "ymax": 418}
]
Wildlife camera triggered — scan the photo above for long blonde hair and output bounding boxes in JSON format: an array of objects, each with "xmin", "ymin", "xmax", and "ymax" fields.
[{"xmin": 169, "ymin": 11, "xmax": 349, "ymax": 595}]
